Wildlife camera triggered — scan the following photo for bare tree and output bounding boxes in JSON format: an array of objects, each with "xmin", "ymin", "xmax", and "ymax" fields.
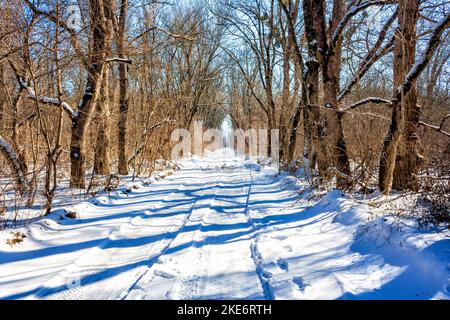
[{"xmin": 379, "ymin": 10, "xmax": 450, "ymax": 193}]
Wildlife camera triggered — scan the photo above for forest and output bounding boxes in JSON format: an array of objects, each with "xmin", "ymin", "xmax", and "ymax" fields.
[
  {"xmin": 1, "ymin": 0, "xmax": 449, "ymax": 216},
  {"xmin": 0, "ymin": 0, "xmax": 449, "ymax": 301}
]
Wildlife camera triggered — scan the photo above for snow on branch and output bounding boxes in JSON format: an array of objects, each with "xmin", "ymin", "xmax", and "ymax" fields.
[
  {"xmin": 340, "ymin": 97, "xmax": 392, "ymax": 113},
  {"xmin": 394, "ymin": 14, "xmax": 450, "ymax": 101},
  {"xmin": 0, "ymin": 135, "xmax": 28, "ymax": 194},
  {"xmin": 418, "ymin": 114, "xmax": 450, "ymax": 138},
  {"xmin": 332, "ymin": 0, "xmax": 396, "ymax": 47},
  {"xmin": 105, "ymin": 57, "xmax": 133, "ymax": 64},
  {"xmin": 18, "ymin": 77, "xmax": 78, "ymax": 120}
]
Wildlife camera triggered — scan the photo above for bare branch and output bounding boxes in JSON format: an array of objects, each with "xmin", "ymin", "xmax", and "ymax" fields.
[
  {"xmin": 418, "ymin": 114, "xmax": 450, "ymax": 138},
  {"xmin": 338, "ymin": 9, "xmax": 397, "ymax": 101},
  {"xmin": 220, "ymin": 45, "xmax": 268, "ymax": 114},
  {"xmin": 127, "ymin": 118, "xmax": 175, "ymax": 164},
  {"xmin": 105, "ymin": 57, "xmax": 133, "ymax": 64},
  {"xmin": 18, "ymin": 77, "xmax": 77, "ymax": 119},
  {"xmin": 394, "ymin": 14, "xmax": 450, "ymax": 101},
  {"xmin": 341, "ymin": 97, "xmax": 392, "ymax": 113},
  {"xmin": 22, "ymin": 0, "xmax": 89, "ymax": 68},
  {"xmin": 332, "ymin": 0, "xmax": 397, "ymax": 48}
]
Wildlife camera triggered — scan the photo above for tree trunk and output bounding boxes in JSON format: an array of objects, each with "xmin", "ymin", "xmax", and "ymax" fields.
[
  {"xmin": 10, "ymin": 87, "xmax": 28, "ymax": 174},
  {"xmin": 94, "ymin": 65, "xmax": 111, "ymax": 175},
  {"xmin": 0, "ymin": 135, "xmax": 27, "ymax": 194},
  {"xmin": 0, "ymin": 62, "xmax": 5, "ymax": 133},
  {"xmin": 304, "ymin": 60, "xmax": 327, "ymax": 175},
  {"xmin": 280, "ymin": 0, "xmax": 303, "ymax": 164},
  {"xmin": 302, "ymin": 0, "xmax": 330, "ymax": 178},
  {"xmin": 286, "ymin": 101, "xmax": 301, "ymax": 163},
  {"xmin": 392, "ymin": 0, "xmax": 420, "ymax": 191},
  {"xmin": 379, "ymin": 0, "xmax": 419, "ymax": 193},
  {"xmin": 70, "ymin": 0, "xmax": 112, "ymax": 188},
  {"xmin": 279, "ymin": 40, "xmax": 292, "ymax": 162},
  {"xmin": 267, "ymin": 101, "xmax": 277, "ymax": 157},
  {"xmin": 323, "ymin": 0, "xmax": 352, "ymax": 188},
  {"xmin": 117, "ymin": 0, "xmax": 129, "ymax": 175}
]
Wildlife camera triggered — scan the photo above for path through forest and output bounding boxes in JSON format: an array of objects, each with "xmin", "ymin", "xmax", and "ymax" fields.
[{"xmin": 0, "ymin": 149, "xmax": 449, "ymax": 300}]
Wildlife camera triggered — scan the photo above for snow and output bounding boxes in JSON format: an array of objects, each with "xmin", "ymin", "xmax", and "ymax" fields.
[
  {"xmin": 19, "ymin": 78, "xmax": 77, "ymax": 119},
  {"xmin": 0, "ymin": 149, "xmax": 449, "ymax": 300}
]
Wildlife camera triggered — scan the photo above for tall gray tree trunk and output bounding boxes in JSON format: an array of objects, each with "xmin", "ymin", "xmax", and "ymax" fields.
[{"xmin": 302, "ymin": 0, "xmax": 325, "ymax": 172}]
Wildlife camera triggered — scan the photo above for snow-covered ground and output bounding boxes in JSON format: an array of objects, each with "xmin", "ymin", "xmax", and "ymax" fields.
[{"xmin": 0, "ymin": 149, "xmax": 449, "ymax": 300}]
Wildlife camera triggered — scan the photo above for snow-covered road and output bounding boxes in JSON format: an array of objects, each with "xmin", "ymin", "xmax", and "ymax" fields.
[{"xmin": 0, "ymin": 149, "xmax": 449, "ymax": 300}]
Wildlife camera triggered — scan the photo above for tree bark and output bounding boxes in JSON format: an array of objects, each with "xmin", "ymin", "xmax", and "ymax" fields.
[
  {"xmin": 379, "ymin": 0, "xmax": 418, "ymax": 193},
  {"xmin": 117, "ymin": 0, "xmax": 129, "ymax": 175},
  {"xmin": 303, "ymin": 59, "xmax": 324, "ymax": 173},
  {"xmin": 0, "ymin": 135, "xmax": 27, "ymax": 194},
  {"xmin": 323, "ymin": 0, "xmax": 352, "ymax": 188},
  {"xmin": 93, "ymin": 65, "xmax": 111, "ymax": 175},
  {"xmin": 70, "ymin": 0, "xmax": 112, "ymax": 188},
  {"xmin": 279, "ymin": 44, "xmax": 291, "ymax": 162},
  {"xmin": 0, "ymin": 62, "xmax": 5, "ymax": 133},
  {"xmin": 392, "ymin": 0, "xmax": 420, "ymax": 191},
  {"xmin": 302, "ymin": 0, "xmax": 325, "ymax": 173},
  {"xmin": 93, "ymin": 1, "xmax": 114, "ymax": 176}
]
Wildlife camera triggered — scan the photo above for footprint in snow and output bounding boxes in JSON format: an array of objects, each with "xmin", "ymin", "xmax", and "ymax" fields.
[
  {"xmin": 131, "ymin": 216, "xmax": 142, "ymax": 225},
  {"xmin": 276, "ymin": 258, "xmax": 289, "ymax": 271},
  {"xmin": 283, "ymin": 245, "xmax": 293, "ymax": 252},
  {"xmin": 272, "ymin": 235, "xmax": 288, "ymax": 241},
  {"xmin": 292, "ymin": 276, "xmax": 309, "ymax": 292},
  {"xmin": 153, "ymin": 269, "xmax": 176, "ymax": 279},
  {"xmin": 262, "ymin": 270, "xmax": 273, "ymax": 279}
]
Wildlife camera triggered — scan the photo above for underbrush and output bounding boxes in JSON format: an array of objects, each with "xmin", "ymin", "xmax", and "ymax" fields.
[
  {"xmin": 0, "ymin": 160, "xmax": 179, "ymax": 230},
  {"xmin": 287, "ymin": 155, "xmax": 450, "ymax": 230}
]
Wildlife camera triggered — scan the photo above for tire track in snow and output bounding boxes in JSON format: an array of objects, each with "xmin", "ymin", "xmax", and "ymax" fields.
[
  {"xmin": 121, "ymin": 162, "xmax": 222, "ymax": 299},
  {"xmin": 244, "ymin": 168, "xmax": 275, "ymax": 300},
  {"xmin": 153, "ymin": 161, "xmax": 223, "ymax": 299},
  {"xmin": 171, "ymin": 182, "xmax": 220, "ymax": 299},
  {"xmin": 34, "ymin": 178, "xmax": 204, "ymax": 300},
  {"xmin": 56, "ymin": 186, "xmax": 196, "ymax": 300},
  {"xmin": 118, "ymin": 193, "xmax": 202, "ymax": 300}
]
